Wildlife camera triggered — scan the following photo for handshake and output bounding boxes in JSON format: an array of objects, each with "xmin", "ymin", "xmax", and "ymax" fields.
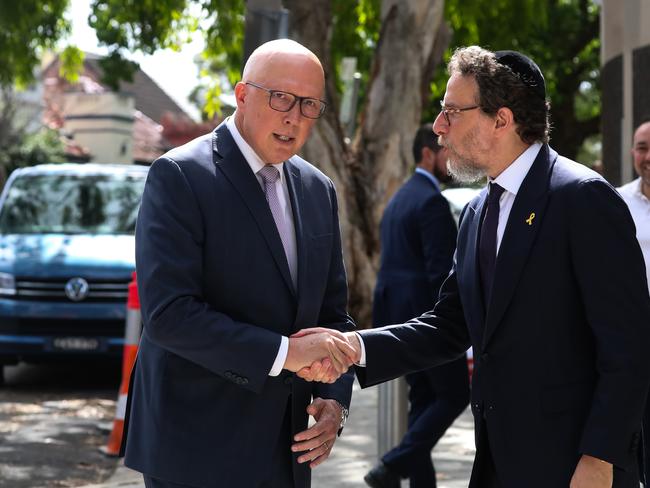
[{"xmin": 283, "ymin": 328, "xmax": 362, "ymax": 383}]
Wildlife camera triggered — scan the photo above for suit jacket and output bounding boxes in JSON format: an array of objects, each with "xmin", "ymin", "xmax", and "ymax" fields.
[
  {"xmin": 373, "ymin": 171, "xmax": 457, "ymax": 326},
  {"xmin": 356, "ymin": 145, "xmax": 650, "ymax": 487},
  {"xmin": 123, "ymin": 123, "xmax": 355, "ymax": 488}
]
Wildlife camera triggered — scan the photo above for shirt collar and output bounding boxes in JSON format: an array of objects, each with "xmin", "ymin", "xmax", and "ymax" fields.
[
  {"xmin": 225, "ymin": 115, "xmax": 285, "ymax": 181},
  {"xmin": 632, "ymin": 178, "xmax": 650, "ymax": 202},
  {"xmin": 491, "ymin": 142, "xmax": 542, "ymax": 196},
  {"xmin": 415, "ymin": 167, "xmax": 440, "ymax": 191}
]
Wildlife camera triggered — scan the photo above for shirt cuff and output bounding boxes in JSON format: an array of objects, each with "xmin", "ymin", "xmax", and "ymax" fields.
[
  {"xmin": 355, "ymin": 332, "xmax": 367, "ymax": 367},
  {"xmin": 269, "ymin": 336, "xmax": 289, "ymax": 376}
]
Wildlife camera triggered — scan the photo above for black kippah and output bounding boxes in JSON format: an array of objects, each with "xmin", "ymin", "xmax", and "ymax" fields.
[{"xmin": 494, "ymin": 50, "xmax": 546, "ymax": 99}]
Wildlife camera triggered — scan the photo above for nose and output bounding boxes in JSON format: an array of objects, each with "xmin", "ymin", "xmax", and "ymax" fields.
[
  {"xmin": 433, "ymin": 111, "xmax": 448, "ymax": 135},
  {"xmin": 283, "ymin": 103, "xmax": 302, "ymax": 125}
]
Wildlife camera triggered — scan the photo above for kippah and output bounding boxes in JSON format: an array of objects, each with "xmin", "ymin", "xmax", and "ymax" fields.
[{"xmin": 494, "ymin": 50, "xmax": 546, "ymax": 99}]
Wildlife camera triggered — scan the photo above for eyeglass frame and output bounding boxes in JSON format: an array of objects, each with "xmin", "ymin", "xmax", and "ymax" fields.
[
  {"xmin": 439, "ymin": 101, "xmax": 481, "ymax": 125},
  {"xmin": 245, "ymin": 81, "xmax": 327, "ymax": 119}
]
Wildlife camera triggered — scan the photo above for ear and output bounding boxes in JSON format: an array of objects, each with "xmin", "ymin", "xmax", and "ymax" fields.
[
  {"xmin": 421, "ymin": 146, "xmax": 434, "ymax": 162},
  {"xmin": 234, "ymin": 82, "xmax": 247, "ymax": 109},
  {"xmin": 494, "ymin": 107, "xmax": 514, "ymax": 131}
]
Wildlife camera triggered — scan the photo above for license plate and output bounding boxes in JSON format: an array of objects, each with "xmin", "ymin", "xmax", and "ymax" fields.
[{"xmin": 51, "ymin": 337, "xmax": 101, "ymax": 351}]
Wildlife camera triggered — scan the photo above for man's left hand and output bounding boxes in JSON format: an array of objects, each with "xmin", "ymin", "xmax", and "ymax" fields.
[
  {"xmin": 570, "ymin": 454, "xmax": 613, "ymax": 488},
  {"xmin": 292, "ymin": 398, "xmax": 342, "ymax": 468}
]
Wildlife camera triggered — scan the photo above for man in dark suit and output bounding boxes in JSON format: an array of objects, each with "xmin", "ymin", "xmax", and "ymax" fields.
[
  {"xmin": 122, "ymin": 39, "xmax": 355, "ymax": 488},
  {"xmin": 295, "ymin": 46, "xmax": 650, "ymax": 488},
  {"xmin": 364, "ymin": 124, "xmax": 469, "ymax": 488}
]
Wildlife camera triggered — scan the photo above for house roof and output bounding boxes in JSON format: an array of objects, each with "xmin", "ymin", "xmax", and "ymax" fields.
[{"xmin": 81, "ymin": 53, "xmax": 190, "ymax": 124}]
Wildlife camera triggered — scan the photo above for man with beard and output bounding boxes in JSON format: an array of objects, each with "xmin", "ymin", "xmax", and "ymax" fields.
[{"xmin": 293, "ymin": 46, "xmax": 650, "ymax": 488}]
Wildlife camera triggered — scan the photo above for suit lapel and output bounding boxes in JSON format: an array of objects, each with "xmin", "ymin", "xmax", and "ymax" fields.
[
  {"xmin": 483, "ymin": 145, "xmax": 557, "ymax": 346},
  {"xmin": 462, "ymin": 191, "xmax": 489, "ymax": 346},
  {"xmin": 284, "ymin": 159, "xmax": 307, "ymax": 327},
  {"xmin": 212, "ymin": 125, "xmax": 296, "ymax": 296},
  {"xmin": 284, "ymin": 159, "xmax": 305, "ymax": 292}
]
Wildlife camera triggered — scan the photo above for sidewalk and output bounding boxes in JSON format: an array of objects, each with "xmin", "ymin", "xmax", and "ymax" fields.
[{"xmin": 82, "ymin": 380, "xmax": 474, "ymax": 488}]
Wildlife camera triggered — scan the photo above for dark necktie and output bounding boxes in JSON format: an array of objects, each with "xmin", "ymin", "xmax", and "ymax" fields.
[{"xmin": 479, "ymin": 182, "xmax": 505, "ymax": 309}]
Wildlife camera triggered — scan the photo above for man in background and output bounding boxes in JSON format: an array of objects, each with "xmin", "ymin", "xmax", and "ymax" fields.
[
  {"xmin": 618, "ymin": 119, "xmax": 650, "ymax": 485},
  {"xmin": 364, "ymin": 124, "xmax": 469, "ymax": 488}
]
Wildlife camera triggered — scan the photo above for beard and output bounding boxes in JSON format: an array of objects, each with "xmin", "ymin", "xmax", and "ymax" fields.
[
  {"xmin": 447, "ymin": 156, "xmax": 487, "ymax": 183},
  {"xmin": 439, "ymin": 131, "xmax": 489, "ymax": 184},
  {"xmin": 446, "ymin": 147, "xmax": 488, "ymax": 183}
]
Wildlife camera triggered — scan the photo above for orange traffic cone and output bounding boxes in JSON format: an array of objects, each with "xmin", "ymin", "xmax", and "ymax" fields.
[{"xmin": 101, "ymin": 272, "xmax": 141, "ymax": 456}]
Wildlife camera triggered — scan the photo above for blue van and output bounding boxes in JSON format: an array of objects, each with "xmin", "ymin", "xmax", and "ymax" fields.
[{"xmin": 0, "ymin": 164, "xmax": 148, "ymax": 383}]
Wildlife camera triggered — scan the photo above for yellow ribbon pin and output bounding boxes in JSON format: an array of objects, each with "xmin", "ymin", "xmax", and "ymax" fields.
[{"xmin": 526, "ymin": 212, "xmax": 535, "ymax": 226}]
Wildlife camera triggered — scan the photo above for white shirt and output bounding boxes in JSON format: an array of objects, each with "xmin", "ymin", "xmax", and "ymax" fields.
[
  {"xmin": 356, "ymin": 142, "xmax": 543, "ymax": 365},
  {"xmin": 491, "ymin": 142, "xmax": 542, "ymax": 253},
  {"xmin": 225, "ymin": 116, "xmax": 295, "ymax": 376},
  {"xmin": 617, "ymin": 178, "xmax": 650, "ymax": 292}
]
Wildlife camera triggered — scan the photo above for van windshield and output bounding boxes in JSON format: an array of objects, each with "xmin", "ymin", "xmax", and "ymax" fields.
[{"xmin": 0, "ymin": 173, "xmax": 147, "ymax": 235}]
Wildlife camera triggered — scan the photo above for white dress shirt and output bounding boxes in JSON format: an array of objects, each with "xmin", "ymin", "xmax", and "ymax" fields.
[
  {"xmin": 617, "ymin": 178, "xmax": 650, "ymax": 292},
  {"xmin": 356, "ymin": 143, "xmax": 543, "ymax": 366},
  {"xmin": 225, "ymin": 116, "xmax": 295, "ymax": 376}
]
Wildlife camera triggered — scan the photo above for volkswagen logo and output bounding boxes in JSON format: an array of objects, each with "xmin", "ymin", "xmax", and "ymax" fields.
[{"xmin": 65, "ymin": 277, "xmax": 89, "ymax": 302}]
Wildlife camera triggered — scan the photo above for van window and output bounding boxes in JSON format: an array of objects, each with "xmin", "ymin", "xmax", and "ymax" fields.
[{"xmin": 0, "ymin": 173, "xmax": 146, "ymax": 235}]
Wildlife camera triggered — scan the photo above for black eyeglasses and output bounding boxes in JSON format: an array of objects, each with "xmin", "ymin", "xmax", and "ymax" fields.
[
  {"xmin": 439, "ymin": 101, "xmax": 480, "ymax": 125},
  {"xmin": 245, "ymin": 81, "xmax": 327, "ymax": 119}
]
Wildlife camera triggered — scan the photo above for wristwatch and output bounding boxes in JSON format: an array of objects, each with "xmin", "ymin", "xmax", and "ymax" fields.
[{"xmin": 333, "ymin": 400, "xmax": 349, "ymax": 430}]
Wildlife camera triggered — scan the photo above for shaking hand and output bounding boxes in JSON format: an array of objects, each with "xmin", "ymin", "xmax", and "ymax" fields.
[{"xmin": 285, "ymin": 328, "xmax": 361, "ymax": 382}]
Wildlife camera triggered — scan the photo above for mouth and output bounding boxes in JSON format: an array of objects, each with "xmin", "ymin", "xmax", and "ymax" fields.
[{"xmin": 273, "ymin": 133, "xmax": 295, "ymax": 143}]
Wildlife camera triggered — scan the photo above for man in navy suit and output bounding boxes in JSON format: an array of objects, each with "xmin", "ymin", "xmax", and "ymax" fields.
[
  {"xmin": 122, "ymin": 39, "xmax": 355, "ymax": 488},
  {"xmin": 295, "ymin": 46, "xmax": 650, "ymax": 488},
  {"xmin": 364, "ymin": 124, "xmax": 469, "ymax": 488}
]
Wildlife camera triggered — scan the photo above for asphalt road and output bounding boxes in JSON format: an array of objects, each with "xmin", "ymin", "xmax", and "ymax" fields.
[{"xmin": 0, "ymin": 361, "xmax": 123, "ymax": 488}]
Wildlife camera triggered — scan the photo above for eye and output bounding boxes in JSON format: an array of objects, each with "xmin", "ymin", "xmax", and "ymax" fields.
[
  {"xmin": 303, "ymin": 98, "xmax": 318, "ymax": 108},
  {"xmin": 271, "ymin": 91, "xmax": 290, "ymax": 101}
]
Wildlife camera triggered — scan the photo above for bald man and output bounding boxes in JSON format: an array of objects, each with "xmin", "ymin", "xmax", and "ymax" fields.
[{"xmin": 122, "ymin": 39, "xmax": 355, "ymax": 488}]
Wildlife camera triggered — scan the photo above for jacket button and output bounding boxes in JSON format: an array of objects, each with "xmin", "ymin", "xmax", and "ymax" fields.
[
  {"xmin": 284, "ymin": 376, "xmax": 293, "ymax": 385},
  {"xmin": 481, "ymin": 353, "xmax": 489, "ymax": 363}
]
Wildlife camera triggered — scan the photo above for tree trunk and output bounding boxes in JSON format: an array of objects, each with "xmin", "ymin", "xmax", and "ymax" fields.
[{"xmin": 286, "ymin": 0, "xmax": 447, "ymax": 327}]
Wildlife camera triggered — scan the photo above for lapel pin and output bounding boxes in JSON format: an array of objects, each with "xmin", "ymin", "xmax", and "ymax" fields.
[{"xmin": 526, "ymin": 212, "xmax": 535, "ymax": 226}]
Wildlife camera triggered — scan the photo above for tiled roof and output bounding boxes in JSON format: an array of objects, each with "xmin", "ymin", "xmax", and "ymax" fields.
[{"xmin": 81, "ymin": 53, "xmax": 189, "ymax": 123}]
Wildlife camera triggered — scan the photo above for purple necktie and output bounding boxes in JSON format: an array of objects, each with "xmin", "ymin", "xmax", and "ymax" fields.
[
  {"xmin": 479, "ymin": 182, "xmax": 505, "ymax": 309},
  {"xmin": 258, "ymin": 165, "xmax": 296, "ymax": 286}
]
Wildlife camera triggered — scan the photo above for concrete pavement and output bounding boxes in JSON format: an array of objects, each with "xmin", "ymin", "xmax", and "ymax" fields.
[{"xmin": 81, "ymin": 380, "xmax": 474, "ymax": 488}]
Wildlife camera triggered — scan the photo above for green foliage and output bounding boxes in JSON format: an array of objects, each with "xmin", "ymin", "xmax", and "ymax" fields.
[
  {"xmin": 89, "ymin": 0, "xmax": 192, "ymax": 52},
  {"xmin": 59, "ymin": 45, "xmax": 85, "ymax": 84},
  {"xmin": 0, "ymin": 89, "xmax": 65, "ymax": 181},
  {"xmin": 88, "ymin": 0, "xmax": 194, "ymax": 89},
  {"xmin": 0, "ymin": 0, "xmax": 71, "ymax": 88},
  {"xmin": 423, "ymin": 0, "xmax": 601, "ymax": 159},
  {"xmin": 330, "ymin": 0, "xmax": 380, "ymax": 95},
  {"xmin": 10, "ymin": 129, "xmax": 66, "ymax": 169},
  {"xmin": 200, "ymin": 0, "xmax": 245, "ymax": 88}
]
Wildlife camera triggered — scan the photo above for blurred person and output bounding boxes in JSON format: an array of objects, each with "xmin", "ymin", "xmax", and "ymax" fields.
[
  {"xmin": 618, "ymin": 119, "xmax": 650, "ymax": 288},
  {"xmin": 364, "ymin": 124, "xmax": 469, "ymax": 488},
  {"xmin": 617, "ymin": 119, "xmax": 650, "ymax": 485},
  {"xmin": 122, "ymin": 39, "xmax": 355, "ymax": 488},
  {"xmin": 295, "ymin": 46, "xmax": 650, "ymax": 488}
]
